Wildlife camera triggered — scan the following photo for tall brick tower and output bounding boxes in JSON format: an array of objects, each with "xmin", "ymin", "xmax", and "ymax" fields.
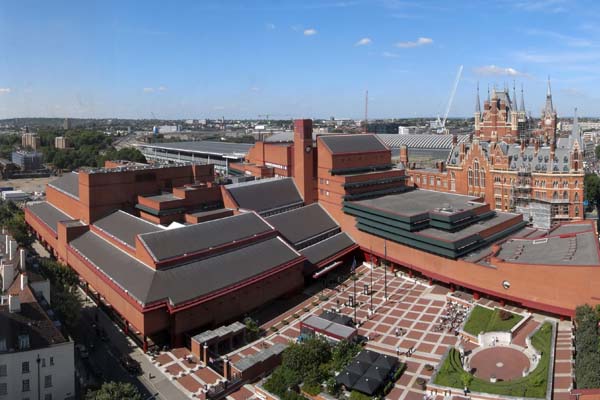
[
  {"xmin": 541, "ymin": 77, "xmax": 557, "ymax": 144},
  {"xmin": 293, "ymin": 119, "xmax": 315, "ymax": 204}
]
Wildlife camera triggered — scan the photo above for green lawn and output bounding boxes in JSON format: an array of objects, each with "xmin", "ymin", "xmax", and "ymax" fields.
[
  {"xmin": 462, "ymin": 305, "xmax": 524, "ymax": 336},
  {"xmin": 434, "ymin": 322, "xmax": 553, "ymax": 398}
]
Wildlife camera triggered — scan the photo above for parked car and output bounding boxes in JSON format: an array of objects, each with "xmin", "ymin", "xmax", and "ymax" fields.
[{"xmin": 120, "ymin": 355, "xmax": 142, "ymax": 375}]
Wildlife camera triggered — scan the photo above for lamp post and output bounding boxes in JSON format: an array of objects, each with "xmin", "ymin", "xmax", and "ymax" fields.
[
  {"xmin": 369, "ymin": 245, "xmax": 373, "ymax": 313},
  {"xmin": 384, "ymin": 239, "xmax": 388, "ymax": 301},
  {"xmin": 351, "ymin": 258, "xmax": 357, "ymax": 325}
]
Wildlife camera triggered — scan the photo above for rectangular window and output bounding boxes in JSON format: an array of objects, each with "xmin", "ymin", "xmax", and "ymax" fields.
[
  {"xmin": 49, "ymin": 357, "xmax": 54, "ymax": 366},
  {"xmin": 41, "ymin": 358, "xmax": 46, "ymax": 368},
  {"xmin": 22, "ymin": 379, "xmax": 30, "ymax": 392},
  {"xmin": 44, "ymin": 374, "xmax": 52, "ymax": 388},
  {"xmin": 44, "ymin": 394, "xmax": 52, "ymax": 400},
  {"xmin": 0, "ymin": 382, "xmax": 6, "ymax": 395},
  {"xmin": 0, "ymin": 364, "xmax": 6, "ymax": 377},
  {"xmin": 22, "ymin": 361, "xmax": 29, "ymax": 374}
]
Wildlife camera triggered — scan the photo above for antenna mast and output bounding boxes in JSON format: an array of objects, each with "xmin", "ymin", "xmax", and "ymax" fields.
[{"xmin": 364, "ymin": 90, "xmax": 369, "ymax": 133}]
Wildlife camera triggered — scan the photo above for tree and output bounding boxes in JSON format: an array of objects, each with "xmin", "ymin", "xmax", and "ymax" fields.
[
  {"xmin": 595, "ymin": 144, "xmax": 600, "ymax": 161},
  {"xmin": 85, "ymin": 382, "xmax": 142, "ymax": 400},
  {"xmin": 584, "ymin": 173, "xmax": 600, "ymax": 211}
]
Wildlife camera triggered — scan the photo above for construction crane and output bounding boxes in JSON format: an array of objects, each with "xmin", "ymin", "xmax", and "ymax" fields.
[{"xmin": 432, "ymin": 65, "xmax": 463, "ymax": 134}]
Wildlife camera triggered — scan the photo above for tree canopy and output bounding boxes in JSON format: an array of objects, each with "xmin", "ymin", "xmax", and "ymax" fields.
[
  {"xmin": 584, "ymin": 173, "xmax": 600, "ymax": 211},
  {"xmin": 85, "ymin": 382, "xmax": 142, "ymax": 400}
]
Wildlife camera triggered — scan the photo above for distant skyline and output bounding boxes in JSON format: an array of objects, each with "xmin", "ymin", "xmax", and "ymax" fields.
[{"xmin": 2, "ymin": 0, "xmax": 600, "ymax": 119}]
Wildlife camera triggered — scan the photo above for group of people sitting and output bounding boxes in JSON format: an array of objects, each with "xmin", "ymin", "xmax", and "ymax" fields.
[{"xmin": 434, "ymin": 300, "xmax": 469, "ymax": 335}]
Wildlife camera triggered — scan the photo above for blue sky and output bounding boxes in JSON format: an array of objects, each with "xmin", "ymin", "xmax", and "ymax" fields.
[{"xmin": 1, "ymin": 0, "xmax": 600, "ymax": 119}]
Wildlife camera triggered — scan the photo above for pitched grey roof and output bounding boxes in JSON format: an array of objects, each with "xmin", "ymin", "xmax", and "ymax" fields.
[
  {"xmin": 300, "ymin": 232, "xmax": 356, "ymax": 265},
  {"xmin": 139, "ymin": 141, "xmax": 252, "ymax": 157},
  {"xmin": 69, "ymin": 231, "xmax": 301, "ymax": 306},
  {"xmin": 48, "ymin": 172, "xmax": 79, "ymax": 199},
  {"xmin": 226, "ymin": 178, "xmax": 304, "ymax": 214},
  {"xmin": 320, "ymin": 134, "xmax": 388, "ymax": 154},
  {"xmin": 266, "ymin": 204, "xmax": 340, "ymax": 247},
  {"xmin": 93, "ymin": 210, "xmax": 162, "ymax": 248},
  {"xmin": 233, "ymin": 343, "xmax": 287, "ymax": 372},
  {"xmin": 378, "ymin": 134, "xmax": 469, "ymax": 150},
  {"xmin": 26, "ymin": 201, "xmax": 73, "ymax": 233},
  {"xmin": 138, "ymin": 212, "xmax": 273, "ymax": 262}
]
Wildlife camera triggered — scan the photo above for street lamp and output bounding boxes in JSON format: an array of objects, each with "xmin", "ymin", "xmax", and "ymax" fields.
[{"xmin": 384, "ymin": 239, "xmax": 388, "ymax": 301}]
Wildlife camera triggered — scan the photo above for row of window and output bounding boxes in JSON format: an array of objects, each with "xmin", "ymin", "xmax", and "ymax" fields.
[
  {"xmin": 413, "ymin": 175, "xmax": 448, "ymax": 189},
  {"xmin": 493, "ymin": 176, "xmax": 580, "ymax": 189},
  {"xmin": 0, "ymin": 376, "xmax": 53, "ymax": 395}
]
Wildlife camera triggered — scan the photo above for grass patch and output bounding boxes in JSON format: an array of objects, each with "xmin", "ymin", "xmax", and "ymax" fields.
[
  {"xmin": 434, "ymin": 322, "xmax": 553, "ymax": 398},
  {"xmin": 463, "ymin": 306, "xmax": 524, "ymax": 335}
]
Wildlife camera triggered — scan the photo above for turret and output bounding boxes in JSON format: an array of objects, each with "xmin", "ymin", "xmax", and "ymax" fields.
[{"xmin": 474, "ymin": 82, "xmax": 481, "ymax": 132}]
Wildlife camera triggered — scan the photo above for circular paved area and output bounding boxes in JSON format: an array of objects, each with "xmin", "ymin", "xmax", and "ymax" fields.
[{"xmin": 470, "ymin": 347, "xmax": 530, "ymax": 381}]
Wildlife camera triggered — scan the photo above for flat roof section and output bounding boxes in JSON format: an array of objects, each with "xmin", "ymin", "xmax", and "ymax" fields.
[
  {"xmin": 48, "ymin": 172, "xmax": 79, "ymax": 199},
  {"xmin": 226, "ymin": 178, "xmax": 304, "ymax": 215},
  {"xmin": 418, "ymin": 212, "xmax": 519, "ymax": 243},
  {"xmin": 266, "ymin": 204, "xmax": 339, "ymax": 247},
  {"xmin": 139, "ymin": 141, "xmax": 252, "ymax": 156},
  {"xmin": 319, "ymin": 134, "xmax": 388, "ymax": 154},
  {"xmin": 70, "ymin": 231, "xmax": 302, "ymax": 306},
  {"xmin": 143, "ymin": 193, "xmax": 181, "ymax": 202},
  {"xmin": 496, "ymin": 231, "xmax": 600, "ymax": 265},
  {"xmin": 26, "ymin": 201, "xmax": 73, "ymax": 233},
  {"xmin": 550, "ymin": 223, "xmax": 593, "ymax": 236},
  {"xmin": 138, "ymin": 212, "xmax": 273, "ymax": 262},
  {"xmin": 300, "ymin": 232, "xmax": 356, "ymax": 265},
  {"xmin": 93, "ymin": 210, "xmax": 162, "ymax": 248},
  {"xmin": 350, "ymin": 189, "xmax": 480, "ymax": 218}
]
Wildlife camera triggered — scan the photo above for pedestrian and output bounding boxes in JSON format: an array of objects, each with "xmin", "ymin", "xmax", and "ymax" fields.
[
  {"xmin": 396, "ymin": 346, "xmax": 400, "ymax": 356},
  {"xmin": 395, "ymin": 327, "xmax": 400, "ymax": 337}
]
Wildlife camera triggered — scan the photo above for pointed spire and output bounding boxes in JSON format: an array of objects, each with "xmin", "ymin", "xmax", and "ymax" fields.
[
  {"xmin": 520, "ymin": 84, "xmax": 526, "ymax": 113},
  {"xmin": 570, "ymin": 107, "xmax": 582, "ymax": 150},
  {"xmin": 487, "ymin": 84, "xmax": 490, "ymax": 102},
  {"xmin": 544, "ymin": 76, "xmax": 554, "ymax": 114},
  {"xmin": 475, "ymin": 82, "xmax": 481, "ymax": 113},
  {"xmin": 512, "ymin": 81, "xmax": 518, "ymax": 111}
]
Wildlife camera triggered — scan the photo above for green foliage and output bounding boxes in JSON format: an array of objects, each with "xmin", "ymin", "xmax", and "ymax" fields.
[
  {"xmin": 282, "ymin": 337, "xmax": 332, "ymax": 380},
  {"xmin": 263, "ymin": 366, "xmax": 302, "ymax": 398},
  {"xmin": 584, "ymin": 173, "xmax": 600, "ymax": 211},
  {"xmin": 39, "ymin": 258, "xmax": 81, "ymax": 329},
  {"xmin": 349, "ymin": 390, "xmax": 372, "ymax": 400},
  {"xmin": 0, "ymin": 134, "xmax": 20, "ymax": 159},
  {"xmin": 462, "ymin": 306, "xmax": 523, "ymax": 335},
  {"xmin": 329, "ymin": 340, "xmax": 362, "ymax": 372},
  {"xmin": 85, "ymin": 381, "xmax": 142, "ymax": 400},
  {"xmin": 244, "ymin": 317, "xmax": 260, "ymax": 341},
  {"xmin": 98, "ymin": 147, "xmax": 147, "ymax": 166},
  {"xmin": 0, "ymin": 201, "xmax": 33, "ymax": 246},
  {"xmin": 325, "ymin": 377, "xmax": 340, "ymax": 396},
  {"xmin": 302, "ymin": 382, "xmax": 322, "ymax": 396},
  {"xmin": 42, "ymin": 130, "xmax": 114, "ymax": 170},
  {"xmin": 575, "ymin": 304, "xmax": 600, "ymax": 388},
  {"xmin": 434, "ymin": 322, "xmax": 553, "ymax": 398},
  {"xmin": 595, "ymin": 145, "xmax": 600, "ymax": 162}
]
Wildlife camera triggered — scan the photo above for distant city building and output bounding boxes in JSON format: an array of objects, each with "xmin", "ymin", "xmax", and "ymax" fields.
[
  {"xmin": 21, "ymin": 133, "xmax": 41, "ymax": 151},
  {"xmin": 0, "ymin": 235, "xmax": 75, "ymax": 400},
  {"xmin": 11, "ymin": 151, "xmax": 43, "ymax": 171},
  {"xmin": 157, "ymin": 125, "xmax": 180, "ymax": 134},
  {"xmin": 63, "ymin": 118, "xmax": 71, "ymax": 130},
  {"xmin": 54, "ymin": 136, "xmax": 70, "ymax": 149},
  {"xmin": 398, "ymin": 126, "xmax": 411, "ymax": 135}
]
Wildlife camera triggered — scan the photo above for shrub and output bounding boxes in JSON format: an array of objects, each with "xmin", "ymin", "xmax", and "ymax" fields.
[
  {"xmin": 270, "ymin": 326, "xmax": 278, "ymax": 332},
  {"xmin": 292, "ymin": 313, "xmax": 300, "ymax": 319},
  {"xmin": 349, "ymin": 391, "xmax": 372, "ymax": 400},
  {"xmin": 302, "ymin": 382, "xmax": 321, "ymax": 396},
  {"xmin": 281, "ymin": 319, "xmax": 289, "ymax": 326},
  {"xmin": 499, "ymin": 310, "xmax": 512, "ymax": 321},
  {"xmin": 318, "ymin": 295, "xmax": 329, "ymax": 301},
  {"xmin": 303, "ymin": 307, "xmax": 310, "ymax": 312}
]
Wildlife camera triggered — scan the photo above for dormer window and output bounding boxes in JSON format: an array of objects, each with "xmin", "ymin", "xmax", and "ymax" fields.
[{"xmin": 18, "ymin": 334, "xmax": 30, "ymax": 350}]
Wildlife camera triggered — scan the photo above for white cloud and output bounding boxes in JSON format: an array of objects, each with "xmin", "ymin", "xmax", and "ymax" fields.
[
  {"xmin": 355, "ymin": 37, "xmax": 372, "ymax": 46},
  {"xmin": 266, "ymin": 23, "xmax": 276, "ymax": 30},
  {"xmin": 395, "ymin": 37, "xmax": 433, "ymax": 48},
  {"xmin": 303, "ymin": 28, "xmax": 317, "ymax": 36},
  {"xmin": 143, "ymin": 87, "xmax": 155, "ymax": 93},
  {"xmin": 524, "ymin": 29, "xmax": 592, "ymax": 48},
  {"xmin": 511, "ymin": 0, "xmax": 566, "ymax": 13},
  {"xmin": 382, "ymin": 51, "xmax": 399, "ymax": 58},
  {"xmin": 473, "ymin": 65, "xmax": 530, "ymax": 77},
  {"xmin": 158, "ymin": 86, "xmax": 168, "ymax": 92},
  {"xmin": 250, "ymin": 86, "xmax": 260, "ymax": 92},
  {"xmin": 0, "ymin": 88, "xmax": 11, "ymax": 94}
]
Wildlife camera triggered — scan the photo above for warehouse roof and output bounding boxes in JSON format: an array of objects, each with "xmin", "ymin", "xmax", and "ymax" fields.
[
  {"xmin": 378, "ymin": 134, "xmax": 469, "ymax": 149},
  {"xmin": 93, "ymin": 210, "xmax": 161, "ymax": 248},
  {"xmin": 226, "ymin": 178, "xmax": 304, "ymax": 215},
  {"xmin": 319, "ymin": 134, "xmax": 388, "ymax": 154},
  {"xmin": 138, "ymin": 141, "xmax": 252, "ymax": 157},
  {"xmin": 48, "ymin": 172, "xmax": 79, "ymax": 199},
  {"xmin": 69, "ymin": 231, "xmax": 302, "ymax": 306},
  {"xmin": 26, "ymin": 201, "xmax": 73, "ymax": 233},
  {"xmin": 138, "ymin": 212, "xmax": 272, "ymax": 262},
  {"xmin": 266, "ymin": 204, "xmax": 339, "ymax": 247}
]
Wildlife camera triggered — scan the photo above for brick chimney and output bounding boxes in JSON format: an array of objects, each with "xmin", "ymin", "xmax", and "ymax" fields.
[{"xmin": 399, "ymin": 145, "xmax": 409, "ymax": 164}]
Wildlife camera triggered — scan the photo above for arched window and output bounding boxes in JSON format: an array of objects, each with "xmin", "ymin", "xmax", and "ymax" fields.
[
  {"xmin": 480, "ymin": 170, "xmax": 486, "ymax": 187},
  {"xmin": 575, "ymin": 192, "xmax": 579, "ymax": 202},
  {"xmin": 575, "ymin": 206, "xmax": 580, "ymax": 217},
  {"xmin": 474, "ymin": 160, "xmax": 480, "ymax": 186},
  {"xmin": 575, "ymin": 180, "xmax": 579, "ymax": 188},
  {"xmin": 450, "ymin": 172, "xmax": 456, "ymax": 192},
  {"xmin": 468, "ymin": 168, "xmax": 473, "ymax": 186},
  {"xmin": 563, "ymin": 191, "xmax": 568, "ymax": 200},
  {"xmin": 553, "ymin": 191, "xmax": 558, "ymax": 200}
]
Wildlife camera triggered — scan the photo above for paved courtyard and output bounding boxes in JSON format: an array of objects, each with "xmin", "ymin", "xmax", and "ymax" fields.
[{"xmin": 146, "ymin": 263, "xmax": 571, "ymax": 400}]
